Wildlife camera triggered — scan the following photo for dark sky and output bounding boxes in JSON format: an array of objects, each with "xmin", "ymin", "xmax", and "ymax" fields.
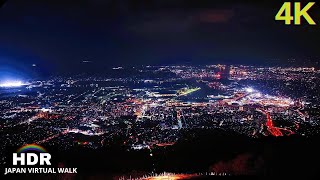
[{"xmin": 0, "ymin": 0, "xmax": 319, "ymax": 76}]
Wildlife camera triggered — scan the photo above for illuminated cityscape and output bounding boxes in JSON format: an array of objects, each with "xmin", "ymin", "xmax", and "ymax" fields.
[
  {"xmin": 0, "ymin": 64, "xmax": 320, "ymax": 178},
  {"xmin": 1, "ymin": 0, "xmax": 320, "ymax": 179}
]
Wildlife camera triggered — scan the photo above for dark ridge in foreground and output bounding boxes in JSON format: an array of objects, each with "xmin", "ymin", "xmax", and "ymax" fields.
[{"xmin": 2, "ymin": 129, "xmax": 320, "ymax": 179}]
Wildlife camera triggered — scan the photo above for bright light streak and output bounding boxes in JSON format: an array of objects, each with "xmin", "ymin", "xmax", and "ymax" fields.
[
  {"xmin": 245, "ymin": 87, "xmax": 254, "ymax": 93},
  {"xmin": 41, "ymin": 108, "xmax": 52, "ymax": 112},
  {"xmin": 0, "ymin": 81, "xmax": 24, "ymax": 88}
]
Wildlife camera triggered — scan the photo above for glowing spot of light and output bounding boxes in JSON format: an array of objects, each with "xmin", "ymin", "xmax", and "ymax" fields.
[
  {"xmin": 245, "ymin": 87, "xmax": 254, "ymax": 93},
  {"xmin": 0, "ymin": 81, "xmax": 24, "ymax": 88}
]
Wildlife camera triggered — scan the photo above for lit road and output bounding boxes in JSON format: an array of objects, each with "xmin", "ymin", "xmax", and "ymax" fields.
[
  {"xmin": 265, "ymin": 112, "xmax": 283, "ymax": 137},
  {"xmin": 256, "ymin": 109, "xmax": 295, "ymax": 137}
]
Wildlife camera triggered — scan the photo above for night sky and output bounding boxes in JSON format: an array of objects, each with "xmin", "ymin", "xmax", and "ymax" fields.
[{"xmin": 0, "ymin": 0, "xmax": 319, "ymax": 77}]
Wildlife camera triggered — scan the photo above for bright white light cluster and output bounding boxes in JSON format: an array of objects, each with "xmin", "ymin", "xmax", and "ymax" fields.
[
  {"xmin": 0, "ymin": 81, "xmax": 24, "ymax": 87},
  {"xmin": 245, "ymin": 87, "xmax": 254, "ymax": 93}
]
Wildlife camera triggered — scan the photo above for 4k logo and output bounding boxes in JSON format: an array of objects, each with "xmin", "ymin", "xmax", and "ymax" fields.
[{"xmin": 275, "ymin": 2, "xmax": 316, "ymax": 25}]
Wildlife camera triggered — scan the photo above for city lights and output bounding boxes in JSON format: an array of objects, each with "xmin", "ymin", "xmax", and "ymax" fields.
[{"xmin": 0, "ymin": 64, "xmax": 318, "ymax": 178}]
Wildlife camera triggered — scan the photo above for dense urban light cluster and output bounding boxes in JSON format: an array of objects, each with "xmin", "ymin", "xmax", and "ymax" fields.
[{"xmin": 0, "ymin": 64, "xmax": 319, "ymax": 167}]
